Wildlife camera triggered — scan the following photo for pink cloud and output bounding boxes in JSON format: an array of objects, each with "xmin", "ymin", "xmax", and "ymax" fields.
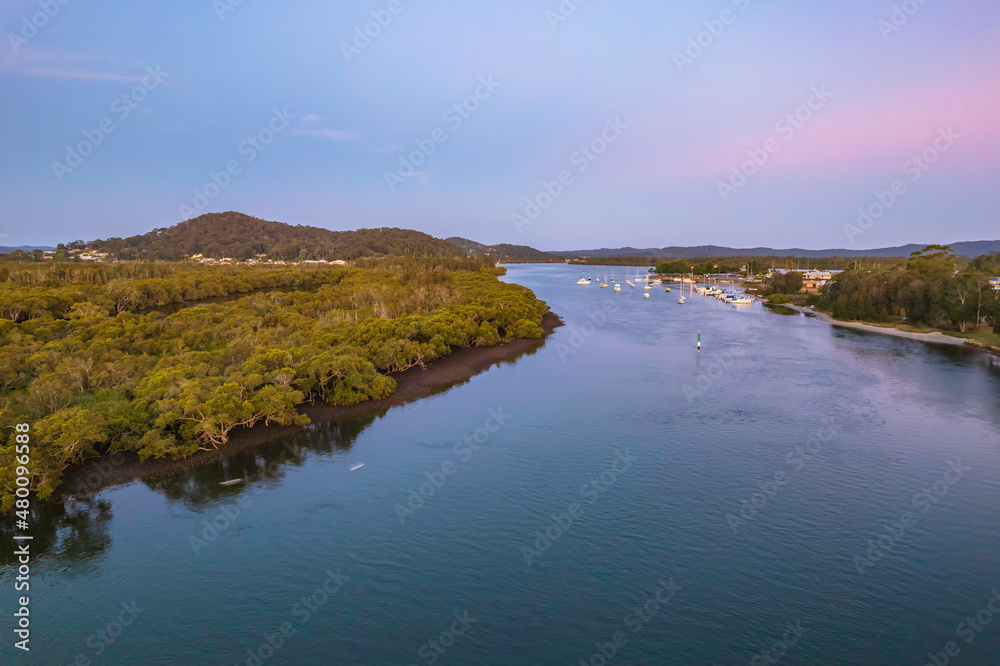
[{"xmin": 623, "ymin": 64, "xmax": 1000, "ymax": 186}]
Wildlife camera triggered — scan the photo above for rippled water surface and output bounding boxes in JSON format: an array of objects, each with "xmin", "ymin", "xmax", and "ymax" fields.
[{"xmin": 3, "ymin": 263, "xmax": 999, "ymax": 664}]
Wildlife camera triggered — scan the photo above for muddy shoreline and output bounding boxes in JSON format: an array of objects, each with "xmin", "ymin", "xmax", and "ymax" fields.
[{"xmin": 60, "ymin": 311, "xmax": 563, "ymax": 496}]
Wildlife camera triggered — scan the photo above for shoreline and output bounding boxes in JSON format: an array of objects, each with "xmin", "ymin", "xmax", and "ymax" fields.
[
  {"xmin": 60, "ymin": 310, "xmax": 564, "ymax": 497},
  {"xmin": 777, "ymin": 304, "xmax": 979, "ymax": 348}
]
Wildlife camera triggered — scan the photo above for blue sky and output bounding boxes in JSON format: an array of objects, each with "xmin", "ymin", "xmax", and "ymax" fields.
[{"xmin": 1, "ymin": 0, "xmax": 998, "ymax": 250}]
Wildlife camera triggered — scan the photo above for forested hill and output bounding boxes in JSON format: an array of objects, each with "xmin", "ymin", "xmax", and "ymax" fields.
[
  {"xmin": 447, "ymin": 237, "xmax": 558, "ymax": 262},
  {"xmin": 86, "ymin": 212, "xmax": 463, "ymax": 261}
]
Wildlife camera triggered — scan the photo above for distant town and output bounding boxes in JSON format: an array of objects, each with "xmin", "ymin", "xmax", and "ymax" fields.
[{"xmin": 28, "ymin": 247, "xmax": 349, "ymax": 267}]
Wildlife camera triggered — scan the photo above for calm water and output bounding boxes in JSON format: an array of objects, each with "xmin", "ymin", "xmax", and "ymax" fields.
[{"xmin": 3, "ymin": 263, "xmax": 1000, "ymax": 665}]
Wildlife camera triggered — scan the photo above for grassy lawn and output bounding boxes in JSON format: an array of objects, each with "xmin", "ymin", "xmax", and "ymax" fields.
[{"xmin": 949, "ymin": 327, "xmax": 1000, "ymax": 346}]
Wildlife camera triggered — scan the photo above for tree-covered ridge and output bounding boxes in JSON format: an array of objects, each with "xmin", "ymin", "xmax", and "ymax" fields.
[
  {"xmin": 446, "ymin": 237, "xmax": 559, "ymax": 263},
  {"xmin": 0, "ymin": 259, "xmax": 547, "ymax": 509},
  {"xmin": 83, "ymin": 211, "xmax": 464, "ymax": 261},
  {"xmin": 649, "ymin": 256, "xmax": 906, "ymax": 274},
  {"xmin": 820, "ymin": 247, "xmax": 1000, "ymax": 332}
]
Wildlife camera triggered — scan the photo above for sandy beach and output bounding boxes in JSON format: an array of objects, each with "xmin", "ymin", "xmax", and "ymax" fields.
[{"xmin": 778, "ymin": 304, "xmax": 969, "ymax": 346}]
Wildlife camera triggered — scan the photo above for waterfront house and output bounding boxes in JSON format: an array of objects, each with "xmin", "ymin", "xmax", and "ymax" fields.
[{"xmin": 802, "ymin": 270, "xmax": 833, "ymax": 293}]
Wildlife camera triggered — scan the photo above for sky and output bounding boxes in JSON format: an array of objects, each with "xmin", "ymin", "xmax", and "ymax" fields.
[{"xmin": 1, "ymin": 0, "xmax": 998, "ymax": 251}]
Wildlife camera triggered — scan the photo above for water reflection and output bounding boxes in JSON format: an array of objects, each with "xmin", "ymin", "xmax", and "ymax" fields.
[
  {"xmin": 144, "ymin": 414, "xmax": 378, "ymax": 508},
  {"xmin": 13, "ymin": 323, "xmax": 548, "ymax": 565},
  {"xmin": 0, "ymin": 496, "xmax": 113, "ymax": 567}
]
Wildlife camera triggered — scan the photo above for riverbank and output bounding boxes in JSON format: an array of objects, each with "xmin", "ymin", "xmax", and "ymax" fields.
[
  {"xmin": 59, "ymin": 310, "xmax": 563, "ymax": 496},
  {"xmin": 777, "ymin": 303, "xmax": 982, "ymax": 348}
]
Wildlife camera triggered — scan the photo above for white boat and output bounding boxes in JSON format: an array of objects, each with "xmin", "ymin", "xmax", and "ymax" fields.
[
  {"xmin": 644, "ymin": 284, "xmax": 652, "ymax": 290},
  {"xmin": 577, "ymin": 277, "xmax": 591, "ymax": 285},
  {"xmin": 600, "ymin": 273, "xmax": 608, "ymax": 288},
  {"xmin": 614, "ymin": 283, "xmax": 621, "ymax": 292},
  {"xmin": 643, "ymin": 291, "xmax": 650, "ymax": 298}
]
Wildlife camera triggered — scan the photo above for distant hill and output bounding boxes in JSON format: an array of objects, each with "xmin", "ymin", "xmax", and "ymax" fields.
[
  {"xmin": 547, "ymin": 240, "xmax": 1000, "ymax": 259},
  {"xmin": 446, "ymin": 237, "xmax": 557, "ymax": 262},
  {"xmin": 87, "ymin": 212, "xmax": 463, "ymax": 261},
  {"xmin": 0, "ymin": 245, "xmax": 54, "ymax": 253}
]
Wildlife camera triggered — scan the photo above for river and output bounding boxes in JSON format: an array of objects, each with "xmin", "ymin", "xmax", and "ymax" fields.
[{"xmin": 3, "ymin": 263, "xmax": 999, "ymax": 664}]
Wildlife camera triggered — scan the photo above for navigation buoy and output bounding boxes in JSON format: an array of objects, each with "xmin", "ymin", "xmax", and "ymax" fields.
[{"xmin": 697, "ymin": 330, "xmax": 701, "ymax": 351}]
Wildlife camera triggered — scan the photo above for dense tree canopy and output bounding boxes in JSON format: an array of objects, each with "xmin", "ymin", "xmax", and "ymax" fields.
[
  {"xmin": 764, "ymin": 271, "xmax": 804, "ymax": 295},
  {"xmin": 0, "ymin": 259, "xmax": 547, "ymax": 509},
  {"xmin": 821, "ymin": 247, "xmax": 999, "ymax": 332}
]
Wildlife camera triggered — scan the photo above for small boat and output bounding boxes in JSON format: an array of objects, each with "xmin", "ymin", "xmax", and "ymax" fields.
[
  {"xmin": 614, "ymin": 284, "xmax": 621, "ymax": 292},
  {"xmin": 665, "ymin": 287, "xmax": 671, "ymax": 292},
  {"xmin": 644, "ymin": 284, "xmax": 652, "ymax": 290},
  {"xmin": 350, "ymin": 463, "xmax": 365, "ymax": 471},
  {"xmin": 576, "ymin": 277, "xmax": 591, "ymax": 285},
  {"xmin": 643, "ymin": 291, "xmax": 650, "ymax": 299},
  {"xmin": 219, "ymin": 478, "xmax": 243, "ymax": 486}
]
